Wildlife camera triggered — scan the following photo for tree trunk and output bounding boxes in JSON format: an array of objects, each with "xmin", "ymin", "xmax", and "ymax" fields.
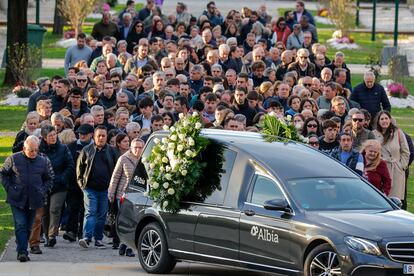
[
  {"xmin": 4, "ymin": 0, "xmax": 28, "ymax": 86},
  {"xmin": 52, "ymin": 0, "xmax": 64, "ymax": 35}
]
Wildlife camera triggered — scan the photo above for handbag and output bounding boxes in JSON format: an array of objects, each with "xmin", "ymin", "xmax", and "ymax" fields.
[{"xmin": 103, "ymin": 199, "xmax": 118, "ymax": 238}]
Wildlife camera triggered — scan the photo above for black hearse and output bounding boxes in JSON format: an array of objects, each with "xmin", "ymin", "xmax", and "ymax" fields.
[{"xmin": 116, "ymin": 129, "xmax": 414, "ymax": 276}]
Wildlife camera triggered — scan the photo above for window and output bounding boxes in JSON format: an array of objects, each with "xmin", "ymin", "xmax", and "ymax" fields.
[
  {"xmin": 203, "ymin": 148, "xmax": 237, "ymax": 205},
  {"xmin": 128, "ymin": 137, "xmax": 157, "ymax": 190},
  {"xmin": 251, "ymin": 175, "xmax": 284, "ymax": 206}
]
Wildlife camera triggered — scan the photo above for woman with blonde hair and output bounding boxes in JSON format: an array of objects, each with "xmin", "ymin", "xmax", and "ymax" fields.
[
  {"xmin": 58, "ymin": 129, "xmax": 77, "ymax": 145},
  {"xmin": 360, "ymin": 139, "xmax": 392, "ymax": 195},
  {"xmin": 373, "ymin": 111, "xmax": 410, "ymax": 203},
  {"xmin": 12, "ymin": 111, "xmax": 40, "ymax": 153}
]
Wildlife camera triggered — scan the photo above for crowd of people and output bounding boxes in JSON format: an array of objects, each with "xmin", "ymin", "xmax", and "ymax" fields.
[{"xmin": 1, "ymin": 0, "xmax": 414, "ymax": 263}]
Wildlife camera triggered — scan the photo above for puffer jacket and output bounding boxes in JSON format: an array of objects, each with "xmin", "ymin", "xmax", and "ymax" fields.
[
  {"xmin": 40, "ymin": 139, "xmax": 74, "ymax": 194},
  {"xmin": 108, "ymin": 150, "xmax": 138, "ymax": 201}
]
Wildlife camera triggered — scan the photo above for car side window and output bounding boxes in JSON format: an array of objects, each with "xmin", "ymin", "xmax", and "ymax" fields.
[
  {"xmin": 251, "ymin": 175, "xmax": 284, "ymax": 206},
  {"xmin": 128, "ymin": 137, "xmax": 156, "ymax": 190},
  {"xmin": 203, "ymin": 148, "xmax": 237, "ymax": 205}
]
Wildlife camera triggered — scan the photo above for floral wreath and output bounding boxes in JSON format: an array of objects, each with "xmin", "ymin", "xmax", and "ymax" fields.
[{"xmin": 144, "ymin": 112, "xmax": 209, "ymax": 212}]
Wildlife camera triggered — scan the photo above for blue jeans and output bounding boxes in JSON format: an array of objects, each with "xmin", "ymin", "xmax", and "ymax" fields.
[
  {"xmin": 11, "ymin": 206, "xmax": 36, "ymax": 255},
  {"xmin": 83, "ymin": 188, "xmax": 108, "ymax": 241}
]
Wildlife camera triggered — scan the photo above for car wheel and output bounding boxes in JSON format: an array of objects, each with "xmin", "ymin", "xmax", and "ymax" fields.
[
  {"xmin": 304, "ymin": 244, "xmax": 342, "ymax": 276},
  {"xmin": 137, "ymin": 222, "xmax": 176, "ymax": 274}
]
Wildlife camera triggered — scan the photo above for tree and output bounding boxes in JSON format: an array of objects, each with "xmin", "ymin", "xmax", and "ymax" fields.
[
  {"xmin": 53, "ymin": 0, "xmax": 65, "ymax": 35},
  {"xmin": 58, "ymin": 0, "xmax": 100, "ymax": 37},
  {"xmin": 4, "ymin": 0, "xmax": 28, "ymax": 85},
  {"xmin": 325, "ymin": 0, "xmax": 355, "ymax": 38}
]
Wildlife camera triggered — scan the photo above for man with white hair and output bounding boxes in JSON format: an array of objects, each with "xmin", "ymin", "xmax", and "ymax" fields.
[
  {"xmin": 218, "ymin": 44, "xmax": 237, "ymax": 72},
  {"xmin": 288, "ymin": 48, "xmax": 315, "ymax": 78},
  {"xmin": 350, "ymin": 71, "xmax": 391, "ymax": 119},
  {"xmin": 118, "ymin": 12, "xmax": 132, "ymax": 41},
  {"xmin": 1, "ymin": 136, "xmax": 54, "ymax": 262}
]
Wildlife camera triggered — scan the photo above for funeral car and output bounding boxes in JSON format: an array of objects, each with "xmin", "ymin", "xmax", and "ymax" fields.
[{"xmin": 116, "ymin": 129, "xmax": 414, "ymax": 276}]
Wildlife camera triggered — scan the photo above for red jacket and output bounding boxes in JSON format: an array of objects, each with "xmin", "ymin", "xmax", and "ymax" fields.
[{"xmin": 364, "ymin": 160, "xmax": 392, "ymax": 195}]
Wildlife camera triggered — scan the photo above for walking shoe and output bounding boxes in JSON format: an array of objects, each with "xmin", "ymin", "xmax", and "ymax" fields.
[
  {"xmin": 94, "ymin": 240, "xmax": 106, "ymax": 249},
  {"xmin": 79, "ymin": 238, "xmax": 90, "ymax": 248},
  {"xmin": 63, "ymin": 231, "xmax": 77, "ymax": 242},
  {"xmin": 112, "ymin": 242, "xmax": 120, "ymax": 249},
  {"xmin": 30, "ymin": 246, "xmax": 42, "ymax": 254},
  {"xmin": 39, "ymin": 236, "xmax": 45, "ymax": 243},
  {"xmin": 118, "ymin": 244, "xmax": 127, "ymax": 255},
  {"xmin": 125, "ymin": 248, "xmax": 135, "ymax": 257},
  {"xmin": 45, "ymin": 237, "xmax": 56, "ymax": 247},
  {"xmin": 17, "ymin": 253, "xmax": 29, "ymax": 262}
]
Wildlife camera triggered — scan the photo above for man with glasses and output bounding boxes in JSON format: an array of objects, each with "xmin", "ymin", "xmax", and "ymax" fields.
[
  {"xmin": 314, "ymin": 53, "xmax": 326, "ymax": 79},
  {"xmin": 100, "ymin": 81, "xmax": 117, "ymax": 109},
  {"xmin": 302, "ymin": 31, "xmax": 313, "ymax": 51},
  {"xmin": 174, "ymin": 57, "xmax": 188, "ymax": 76},
  {"xmin": 110, "ymin": 73, "xmax": 136, "ymax": 105},
  {"xmin": 351, "ymin": 110, "xmax": 375, "ymax": 151},
  {"xmin": 1, "ymin": 136, "xmax": 53, "ymax": 262},
  {"xmin": 74, "ymin": 71, "xmax": 89, "ymax": 96},
  {"xmin": 288, "ymin": 48, "xmax": 315, "ymax": 78}
]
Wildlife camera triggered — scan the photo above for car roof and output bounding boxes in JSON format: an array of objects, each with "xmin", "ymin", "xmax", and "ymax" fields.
[{"xmin": 201, "ymin": 129, "xmax": 357, "ymax": 181}]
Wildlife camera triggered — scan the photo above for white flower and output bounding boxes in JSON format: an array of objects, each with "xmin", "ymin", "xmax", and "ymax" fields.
[
  {"xmin": 163, "ymin": 201, "xmax": 169, "ymax": 208},
  {"xmin": 165, "ymin": 173, "xmax": 172, "ymax": 180},
  {"xmin": 183, "ymin": 120, "xmax": 189, "ymax": 127},
  {"xmin": 162, "ymin": 157, "xmax": 169, "ymax": 163},
  {"xmin": 195, "ymin": 122, "xmax": 202, "ymax": 129},
  {"xmin": 178, "ymin": 134, "xmax": 186, "ymax": 140},
  {"xmin": 268, "ymin": 111, "xmax": 276, "ymax": 117},
  {"xmin": 286, "ymin": 115, "xmax": 292, "ymax": 121},
  {"xmin": 168, "ymin": 142, "xmax": 175, "ymax": 149},
  {"xmin": 154, "ymin": 138, "xmax": 160, "ymax": 144},
  {"xmin": 162, "ymin": 138, "xmax": 167, "ymax": 144},
  {"xmin": 159, "ymin": 166, "xmax": 165, "ymax": 172},
  {"xmin": 167, "ymin": 188, "xmax": 175, "ymax": 195},
  {"xmin": 181, "ymin": 170, "xmax": 187, "ymax": 176},
  {"xmin": 177, "ymin": 144, "xmax": 184, "ymax": 152},
  {"xmin": 149, "ymin": 163, "xmax": 155, "ymax": 169},
  {"xmin": 192, "ymin": 111, "xmax": 199, "ymax": 117},
  {"xmin": 170, "ymin": 135, "xmax": 177, "ymax": 141},
  {"xmin": 160, "ymin": 145, "xmax": 167, "ymax": 151},
  {"xmin": 179, "ymin": 113, "xmax": 185, "ymax": 120},
  {"xmin": 163, "ymin": 125, "xmax": 169, "ymax": 131},
  {"xmin": 165, "ymin": 166, "xmax": 171, "ymax": 172},
  {"xmin": 163, "ymin": 182, "xmax": 169, "ymax": 189},
  {"xmin": 170, "ymin": 126, "xmax": 176, "ymax": 132},
  {"xmin": 152, "ymin": 182, "xmax": 159, "ymax": 189},
  {"xmin": 185, "ymin": 150, "xmax": 193, "ymax": 157},
  {"xmin": 187, "ymin": 137, "xmax": 195, "ymax": 146},
  {"xmin": 141, "ymin": 157, "xmax": 147, "ymax": 163}
]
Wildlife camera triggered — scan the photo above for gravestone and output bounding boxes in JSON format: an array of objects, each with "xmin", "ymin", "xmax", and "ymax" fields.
[
  {"xmin": 381, "ymin": 46, "xmax": 409, "ymax": 77},
  {"xmin": 381, "ymin": 46, "xmax": 397, "ymax": 65}
]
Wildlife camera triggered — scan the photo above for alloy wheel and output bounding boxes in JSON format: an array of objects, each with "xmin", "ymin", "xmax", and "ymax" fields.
[
  {"xmin": 310, "ymin": 250, "xmax": 341, "ymax": 276},
  {"xmin": 140, "ymin": 229, "xmax": 162, "ymax": 267}
]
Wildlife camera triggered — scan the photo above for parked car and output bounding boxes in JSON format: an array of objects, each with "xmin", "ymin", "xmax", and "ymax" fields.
[{"xmin": 116, "ymin": 129, "xmax": 414, "ymax": 276}]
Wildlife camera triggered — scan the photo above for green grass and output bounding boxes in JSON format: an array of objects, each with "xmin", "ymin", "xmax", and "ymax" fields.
[
  {"xmin": 0, "ymin": 106, "xmax": 26, "ymax": 132},
  {"xmin": 352, "ymin": 74, "xmax": 414, "ymax": 97},
  {"xmin": 277, "ymin": 8, "xmax": 336, "ymax": 29},
  {"xmin": 0, "ymin": 136, "xmax": 15, "ymax": 254}
]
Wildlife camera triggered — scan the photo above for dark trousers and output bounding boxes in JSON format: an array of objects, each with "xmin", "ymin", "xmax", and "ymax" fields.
[
  {"xmin": 42, "ymin": 191, "xmax": 67, "ymax": 239},
  {"xmin": 11, "ymin": 205, "xmax": 36, "ymax": 255},
  {"xmin": 66, "ymin": 188, "xmax": 84, "ymax": 236}
]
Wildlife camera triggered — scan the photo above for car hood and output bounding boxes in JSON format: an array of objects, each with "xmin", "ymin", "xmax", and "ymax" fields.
[{"xmin": 308, "ymin": 210, "xmax": 414, "ymax": 240}]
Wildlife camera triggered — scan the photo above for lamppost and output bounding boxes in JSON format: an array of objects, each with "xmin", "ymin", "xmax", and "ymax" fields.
[
  {"xmin": 371, "ymin": 0, "xmax": 377, "ymax": 41},
  {"xmin": 36, "ymin": 0, "xmax": 40, "ymax": 24},
  {"xmin": 356, "ymin": 0, "xmax": 360, "ymax": 27},
  {"xmin": 394, "ymin": 0, "xmax": 399, "ymax": 47}
]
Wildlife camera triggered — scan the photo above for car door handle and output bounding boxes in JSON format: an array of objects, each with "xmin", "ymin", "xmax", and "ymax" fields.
[{"xmin": 244, "ymin": 209, "xmax": 255, "ymax": 216}]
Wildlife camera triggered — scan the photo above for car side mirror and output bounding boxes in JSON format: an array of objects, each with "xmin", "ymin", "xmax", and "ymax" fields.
[
  {"xmin": 264, "ymin": 198, "xmax": 292, "ymax": 213},
  {"xmin": 389, "ymin": 197, "xmax": 402, "ymax": 208}
]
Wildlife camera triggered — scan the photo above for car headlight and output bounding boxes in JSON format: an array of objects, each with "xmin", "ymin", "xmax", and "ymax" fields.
[{"xmin": 344, "ymin": 236, "xmax": 381, "ymax": 256}]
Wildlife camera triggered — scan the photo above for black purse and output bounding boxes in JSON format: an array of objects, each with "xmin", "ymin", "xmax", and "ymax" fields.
[{"xmin": 103, "ymin": 199, "xmax": 118, "ymax": 238}]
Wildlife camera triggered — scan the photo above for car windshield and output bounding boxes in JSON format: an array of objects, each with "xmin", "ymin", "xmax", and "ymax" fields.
[{"xmin": 286, "ymin": 177, "xmax": 394, "ymax": 211}]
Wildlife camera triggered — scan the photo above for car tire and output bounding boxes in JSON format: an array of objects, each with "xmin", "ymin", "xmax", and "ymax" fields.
[
  {"xmin": 137, "ymin": 222, "xmax": 176, "ymax": 274},
  {"xmin": 304, "ymin": 243, "xmax": 342, "ymax": 276}
]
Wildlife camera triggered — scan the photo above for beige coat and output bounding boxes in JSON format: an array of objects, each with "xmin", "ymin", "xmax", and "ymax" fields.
[
  {"xmin": 373, "ymin": 129, "xmax": 410, "ymax": 199},
  {"xmin": 108, "ymin": 151, "xmax": 138, "ymax": 201}
]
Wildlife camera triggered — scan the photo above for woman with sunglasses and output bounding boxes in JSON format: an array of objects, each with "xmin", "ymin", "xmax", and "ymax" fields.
[
  {"xmin": 271, "ymin": 17, "xmax": 291, "ymax": 46},
  {"xmin": 126, "ymin": 20, "xmax": 148, "ymax": 54},
  {"xmin": 373, "ymin": 111, "xmax": 410, "ymax": 206},
  {"xmin": 302, "ymin": 117, "xmax": 322, "ymax": 137}
]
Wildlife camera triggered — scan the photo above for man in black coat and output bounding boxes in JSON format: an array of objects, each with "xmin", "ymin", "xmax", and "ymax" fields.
[
  {"xmin": 232, "ymin": 87, "xmax": 257, "ymax": 127},
  {"xmin": 1, "ymin": 136, "xmax": 54, "ymax": 262}
]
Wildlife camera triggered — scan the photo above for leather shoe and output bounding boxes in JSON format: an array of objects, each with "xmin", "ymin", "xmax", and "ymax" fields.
[
  {"xmin": 118, "ymin": 244, "xmax": 127, "ymax": 256},
  {"xmin": 17, "ymin": 253, "xmax": 29, "ymax": 262},
  {"xmin": 30, "ymin": 246, "xmax": 42, "ymax": 254},
  {"xmin": 125, "ymin": 248, "xmax": 135, "ymax": 257},
  {"xmin": 45, "ymin": 237, "xmax": 56, "ymax": 247},
  {"xmin": 63, "ymin": 231, "xmax": 77, "ymax": 242}
]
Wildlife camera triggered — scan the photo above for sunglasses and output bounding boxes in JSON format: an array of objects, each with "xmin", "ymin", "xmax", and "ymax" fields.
[
  {"xmin": 77, "ymin": 79, "xmax": 87, "ymax": 82},
  {"xmin": 309, "ymin": 141, "xmax": 319, "ymax": 146},
  {"xmin": 307, "ymin": 124, "xmax": 318, "ymax": 128},
  {"xmin": 352, "ymin": 118, "xmax": 364, "ymax": 122},
  {"xmin": 303, "ymin": 83, "xmax": 312, "ymax": 87},
  {"xmin": 112, "ymin": 80, "xmax": 120, "ymax": 83}
]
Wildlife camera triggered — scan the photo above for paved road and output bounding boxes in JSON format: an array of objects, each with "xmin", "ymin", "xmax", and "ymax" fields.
[{"xmin": 0, "ymin": 235, "xmax": 276, "ymax": 275}]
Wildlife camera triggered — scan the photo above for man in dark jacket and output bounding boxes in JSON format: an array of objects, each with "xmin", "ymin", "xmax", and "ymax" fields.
[
  {"xmin": 350, "ymin": 71, "xmax": 391, "ymax": 120},
  {"xmin": 330, "ymin": 132, "xmax": 364, "ymax": 176},
  {"xmin": 77, "ymin": 126, "xmax": 119, "ymax": 248},
  {"xmin": 0, "ymin": 136, "xmax": 54, "ymax": 262},
  {"xmin": 232, "ymin": 87, "xmax": 257, "ymax": 127},
  {"xmin": 64, "ymin": 124, "xmax": 95, "ymax": 242},
  {"xmin": 38, "ymin": 125, "xmax": 74, "ymax": 248}
]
